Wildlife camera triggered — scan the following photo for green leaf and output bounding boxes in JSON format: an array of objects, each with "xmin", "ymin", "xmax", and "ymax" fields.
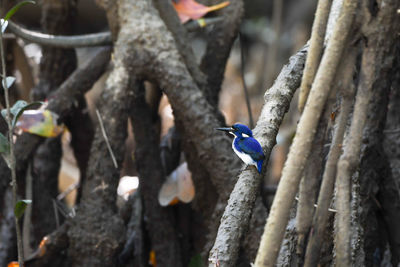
[
  {"xmin": 12, "ymin": 101, "xmax": 42, "ymax": 128},
  {"xmin": 14, "ymin": 199, "xmax": 32, "ymax": 219},
  {"xmin": 0, "ymin": 132, "xmax": 9, "ymax": 154},
  {"xmin": 2, "ymin": 76, "xmax": 16, "ymax": 89},
  {"xmin": 2, "ymin": 100, "xmax": 43, "ymax": 129},
  {"xmin": 4, "ymin": 1, "xmax": 36, "ymax": 21},
  {"xmin": 188, "ymin": 254, "xmax": 203, "ymax": 267}
]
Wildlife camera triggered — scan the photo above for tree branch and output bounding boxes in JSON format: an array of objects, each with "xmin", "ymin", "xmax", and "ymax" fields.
[
  {"xmin": 129, "ymin": 81, "xmax": 183, "ymax": 266},
  {"xmin": 200, "ymin": 0, "xmax": 244, "ymax": 106},
  {"xmin": 66, "ymin": 54, "xmax": 130, "ymax": 266},
  {"xmin": 298, "ymin": 0, "xmax": 332, "ymax": 111},
  {"xmin": 208, "ymin": 45, "xmax": 308, "ymax": 267},
  {"xmin": 254, "ymin": 0, "xmax": 358, "ymax": 264},
  {"xmin": 304, "ymin": 47, "xmax": 357, "ymax": 267},
  {"xmin": 335, "ymin": 1, "xmax": 400, "ymax": 264}
]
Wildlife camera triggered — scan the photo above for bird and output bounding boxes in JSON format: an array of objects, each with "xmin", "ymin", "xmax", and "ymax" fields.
[{"xmin": 217, "ymin": 123, "xmax": 265, "ymax": 173}]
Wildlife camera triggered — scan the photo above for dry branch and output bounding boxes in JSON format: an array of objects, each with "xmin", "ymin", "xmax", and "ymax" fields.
[
  {"xmin": 334, "ymin": 59, "xmax": 371, "ymax": 266},
  {"xmin": 335, "ymin": 1, "xmax": 400, "ymax": 264},
  {"xmin": 298, "ymin": 0, "xmax": 332, "ymax": 111},
  {"xmin": 254, "ymin": 0, "xmax": 358, "ymax": 265},
  {"xmin": 295, "ymin": 111, "xmax": 328, "ymax": 260},
  {"xmin": 208, "ymin": 45, "xmax": 308, "ymax": 267},
  {"xmin": 304, "ymin": 48, "xmax": 357, "ymax": 266}
]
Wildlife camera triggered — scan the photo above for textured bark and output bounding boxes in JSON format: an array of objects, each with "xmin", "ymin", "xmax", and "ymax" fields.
[
  {"xmin": 130, "ymin": 81, "xmax": 183, "ymax": 267},
  {"xmin": 31, "ymin": 138, "xmax": 62, "ymax": 245},
  {"xmin": 337, "ymin": 1, "xmax": 400, "ymax": 265},
  {"xmin": 66, "ymin": 60, "xmax": 130, "ymax": 266},
  {"xmin": 200, "ymin": 0, "xmax": 244, "ymax": 106},
  {"xmin": 112, "ymin": 0, "xmax": 240, "ymax": 204},
  {"xmin": 255, "ymin": 0, "xmax": 358, "ymax": 264},
  {"xmin": 0, "ymin": 189, "xmax": 17, "ymax": 266},
  {"xmin": 33, "ymin": 0, "xmax": 77, "ymax": 101},
  {"xmin": 298, "ymin": 0, "xmax": 332, "ymax": 111},
  {"xmin": 27, "ymin": 224, "xmax": 69, "ymax": 267},
  {"xmin": 382, "ymin": 44, "xmax": 400, "ymax": 266},
  {"xmin": 153, "ymin": 0, "xmax": 207, "ymax": 91},
  {"xmin": 118, "ymin": 192, "xmax": 147, "ymax": 267},
  {"xmin": 30, "ymin": 0, "xmax": 77, "ymax": 247},
  {"xmin": 304, "ymin": 47, "xmax": 358, "ymax": 266},
  {"xmin": 296, "ymin": 109, "xmax": 328, "ymax": 262},
  {"xmin": 209, "ymin": 46, "xmax": 308, "ymax": 267}
]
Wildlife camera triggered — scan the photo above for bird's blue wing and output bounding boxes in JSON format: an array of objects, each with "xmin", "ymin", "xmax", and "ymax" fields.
[{"xmin": 236, "ymin": 137, "xmax": 265, "ymax": 161}]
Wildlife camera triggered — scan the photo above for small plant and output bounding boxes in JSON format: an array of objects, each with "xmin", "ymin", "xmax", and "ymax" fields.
[{"xmin": 0, "ymin": 1, "xmax": 36, "ymax": 266}]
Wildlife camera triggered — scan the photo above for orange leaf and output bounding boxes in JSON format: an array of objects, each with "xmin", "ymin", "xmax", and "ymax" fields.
[
  {"xmin": 7, "ymin": 262, "xmax": 19, "ymax": 267},
  {"xmin": 172, "ymin": 0, "xmax": 229, "ymax": 23},
  {"xmin": 149, "ymin": 250, "xmax": 157, "ymax": 266}
]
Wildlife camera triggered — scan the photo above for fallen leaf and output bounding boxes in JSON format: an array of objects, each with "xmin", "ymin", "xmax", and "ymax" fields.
[
  {"xmin": 7, "ymin": 262, "xmax": 19, "ymax": 267},
  {"xmin": 158, "ymin": 162, "xmax": 195, "ymax": 206},
  {"xmin": 16, "ymin": 109, "xmax": 64, "ymax": 137},
  {"xmin": 172, "ymin": 0, "xmax": 229, "ymax": 23}
]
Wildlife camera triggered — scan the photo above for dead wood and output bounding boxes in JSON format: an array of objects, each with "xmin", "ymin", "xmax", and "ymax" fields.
[
  {"xmin": 255, "ymin": 0, "xmax": 358, "ymax": 264},
  {"xmin": 209, "ymin": 45, "xmax": 308, "ymax": 267}
]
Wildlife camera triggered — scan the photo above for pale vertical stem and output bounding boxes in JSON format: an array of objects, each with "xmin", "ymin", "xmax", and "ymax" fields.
[
  {"xmin": 0, "ymin": 26, "xmax": 24, "ymax": 265},
  {"xmin": 254, "ymin": 0, "xmax": 358, "ymax": 265},
  {"xmin": 296, "ymin": 112, "xmax": 327, "ymax": 260},
  {"xmin": 335, "ymin": 47, "xmax": 374, "ymax": 267},
  {"xmin": 304, "ymin": 48, "xmax": 357, "ymax": 266},
  {"xmin": 298, "ymin": 0, "xmax": 332, "ymax": 111}
]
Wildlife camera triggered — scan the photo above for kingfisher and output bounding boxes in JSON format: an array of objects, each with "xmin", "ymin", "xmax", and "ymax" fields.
[{"xmin": 217, "ymin": 123, "xmax": 265, "ymax": 173}]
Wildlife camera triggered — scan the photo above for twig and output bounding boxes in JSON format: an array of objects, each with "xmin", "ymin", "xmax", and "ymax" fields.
[
  {"xmin": 304, "ymin": 47, "xmax": 357, "ymax": 267},
  {"xmin": 298, "ymin": 0, "xmax": 332, "ymax": 111},
  {"xmin": 295, "ymin": 196, "xmax": 337, "ymax": 213},
  {"xmin": 0, "ymin": 17, "xmax": 24, "ymax": 267},
  {"xmin": 57, "ymin": 182, "xmax": 79, "ymax": 201},
  {"xmin": 52, "ymin": 200, "xmax": 60, "ymax": 228},
  {"xmin": 208, "ymin": 45, "xmax": 308, "ymax": 267},
  {"xmin": 254, "ymin": 0, "xmax": 358, "ymax": 265},
  {"xmin": 23, "ymin": 163, "xmax": 33, "ymax": 258},
  {"xmin": 95, "ymin": 109, "xmax": 118, "ymax": 169},
  {"xmin": 239, "ymin": 32, "xmax": 254, "ymax": 128}
]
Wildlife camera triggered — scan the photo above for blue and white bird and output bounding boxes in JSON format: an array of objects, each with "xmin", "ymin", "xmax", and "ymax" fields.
[{"xmin": 217, "ymin": 123, "xmax": 265, "ymax": 173}]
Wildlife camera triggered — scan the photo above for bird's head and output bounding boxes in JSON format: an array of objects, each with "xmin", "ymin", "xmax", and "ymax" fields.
[{"xmin": 216, "ymin": 123, "xmax": 253, "ymax": 138}]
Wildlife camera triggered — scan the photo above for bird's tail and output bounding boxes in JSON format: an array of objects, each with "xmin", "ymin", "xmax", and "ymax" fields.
[{"xmin": 257, "ymin": 160, "xmax": 263, "ymax": 174}]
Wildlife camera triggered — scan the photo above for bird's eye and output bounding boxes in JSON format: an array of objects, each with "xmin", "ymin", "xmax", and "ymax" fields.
[{"xmin": 242, "ymin": 133, "xmax": 250, "ymax": 138}]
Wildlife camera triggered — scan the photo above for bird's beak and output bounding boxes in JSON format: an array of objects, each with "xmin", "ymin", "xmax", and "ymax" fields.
[{"xmin": 216, "ymin": 127, "xmax": 233, "ymax": 132}]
